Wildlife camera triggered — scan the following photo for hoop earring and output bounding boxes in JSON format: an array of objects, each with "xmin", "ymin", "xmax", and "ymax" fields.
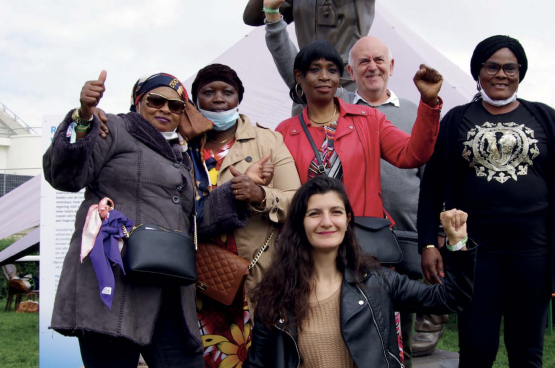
[
  {"xmin": 295, "ymin": 83, "xmax": 304, "ymax": 97},
  {"xmin": 477, "ymin": 80, "xmax": 481, "ymax": 92},
  {"xmin": 336, "ymin": 85, "xmax": 344, "ymax": 98}
]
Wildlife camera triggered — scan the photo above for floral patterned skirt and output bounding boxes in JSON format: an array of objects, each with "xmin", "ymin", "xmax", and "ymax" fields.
[{"xmin": 197, "ymin": 291, "xmax": 252, "ymax": 368}]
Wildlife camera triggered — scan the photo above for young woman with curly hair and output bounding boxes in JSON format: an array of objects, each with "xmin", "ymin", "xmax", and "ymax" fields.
[{"xmin": 244, "ymin": 176, "xmax": 477, "ymax": 368}]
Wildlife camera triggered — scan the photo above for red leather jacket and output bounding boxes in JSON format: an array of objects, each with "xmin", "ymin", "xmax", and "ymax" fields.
[{"xmin": 275, "ymin": 98, "xmax": 441, "ymax": 219}]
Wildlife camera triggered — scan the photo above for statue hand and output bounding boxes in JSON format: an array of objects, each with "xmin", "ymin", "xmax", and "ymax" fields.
[{"xmin": 264, "ymin": 0, "xmax": 285, "ymax": 9}]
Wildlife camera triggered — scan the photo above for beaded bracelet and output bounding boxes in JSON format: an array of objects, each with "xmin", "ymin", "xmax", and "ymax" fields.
[{"xmin": 263, "ymin": 6, "xmax": 280, "ymax": 14}]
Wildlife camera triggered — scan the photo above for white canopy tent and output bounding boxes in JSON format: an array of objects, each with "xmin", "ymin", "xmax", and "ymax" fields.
[{"xmin": 0, "ymin": 174, "xmax": 40, "ymax": 265}]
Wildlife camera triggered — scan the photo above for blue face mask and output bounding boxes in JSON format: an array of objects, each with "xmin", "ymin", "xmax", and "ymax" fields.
[{"xmin": 198, "ymin": 107, "xmax": 239, "ymax": 131}]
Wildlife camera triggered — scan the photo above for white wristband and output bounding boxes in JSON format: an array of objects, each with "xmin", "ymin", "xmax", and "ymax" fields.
[{"xmin": 446, "ymin": 236, "xmax": 468, "ymax": 252}]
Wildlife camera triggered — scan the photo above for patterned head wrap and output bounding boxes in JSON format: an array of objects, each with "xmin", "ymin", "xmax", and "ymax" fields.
[
  {"xmin": 130, "ymin": 73, "xmax": 188, "ymax": 112},
  {"xmin": 191, "ymin": 64, "xmax": 245, "ymax": 104},
  {"xmin": 470, "ymin": 35, "xmax": 528, "ymax": 82}
]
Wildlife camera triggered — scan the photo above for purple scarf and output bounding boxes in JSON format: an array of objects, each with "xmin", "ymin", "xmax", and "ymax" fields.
[{"xmin": 88, "ymin": 210, "xmax": 133, "ymax": 309}]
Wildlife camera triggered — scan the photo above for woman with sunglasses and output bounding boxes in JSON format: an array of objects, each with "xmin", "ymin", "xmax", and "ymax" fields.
[
  {"xmin": 189, "ymin": 63, "xmax": 301, "ymax": 368},
  {"xmin": 43, "ymin": 71, "xmax": 214, "ymax": 368},
  {"xmin": 244, "ymin": 175, "xmax": 477, "ymax": 368},
  {"xmin": 418, "ymin": 35, "xmax": 555, "ymax": 368}
]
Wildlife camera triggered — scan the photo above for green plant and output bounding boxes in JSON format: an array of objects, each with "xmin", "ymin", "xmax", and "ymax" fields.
[{"xmin": 0, "ymin": 238, "xmax": 16, "ymax": 300}]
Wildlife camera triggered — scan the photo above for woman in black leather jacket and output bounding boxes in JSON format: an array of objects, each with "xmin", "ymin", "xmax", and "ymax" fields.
[{"xmin": 244, "ymin": 176, "xmax": 476, "ymax": 368}]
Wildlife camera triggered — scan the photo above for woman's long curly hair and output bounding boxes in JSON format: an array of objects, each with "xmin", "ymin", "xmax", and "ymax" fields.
[{"xmin": 250, "ymin": 176, "xmax": 379, "ymax": 329}]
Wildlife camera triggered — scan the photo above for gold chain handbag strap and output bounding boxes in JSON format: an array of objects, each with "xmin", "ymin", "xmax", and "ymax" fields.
[
  {"xmin": 121, "ymin": 220, "xmax": 198, "ymax": 251},
  {"xmin": 121, "ymin": 225, "xmax": 130, "ymax": 238},
  {"xmin": 248, "ymin": 227, "xmax": 276, "ymax": 271}
]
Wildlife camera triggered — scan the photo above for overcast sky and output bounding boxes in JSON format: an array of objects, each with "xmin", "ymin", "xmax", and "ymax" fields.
[{"xmin": 1, "ymin": 0, "xmax": 553, "ymax": 132}]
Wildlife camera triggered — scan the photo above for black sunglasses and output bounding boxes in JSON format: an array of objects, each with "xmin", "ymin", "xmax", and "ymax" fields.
[
  {"xmin": 481, "ymin": 62, "xmax": 521, "ymax": 77},
  {"xmin": 145, "ymin": 93, "xmax": 185, "ymax": 115}
]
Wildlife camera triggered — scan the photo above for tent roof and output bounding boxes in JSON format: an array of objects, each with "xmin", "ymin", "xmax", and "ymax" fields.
[
  {"xmin": 0, "ymin": 174, "xmax": 40, "ymax": 240},
  {"xmin": 0, "ymin": 227, "xmax": 39, "ymax": 266},
  {"xmin": 184, "ymin": 1, "xmax": 475, "ymax": 130}
]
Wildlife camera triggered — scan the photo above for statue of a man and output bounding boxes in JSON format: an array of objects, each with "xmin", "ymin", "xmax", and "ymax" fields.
[{"xmin": 243, "ymin": 0, "xmax": 376, "ymax": 89}]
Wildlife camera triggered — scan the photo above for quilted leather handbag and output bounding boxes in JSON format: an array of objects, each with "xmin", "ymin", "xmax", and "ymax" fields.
[{"xmin": 196, "ymin": 228, "xmax": 275, "ymax": 306}]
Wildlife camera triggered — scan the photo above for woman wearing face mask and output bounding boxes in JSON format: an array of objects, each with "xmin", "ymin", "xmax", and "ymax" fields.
[
  {"xmin": 189, "ymin": 63, "xmax": 301, "ymax": 368},
  {"xmin": 43, "ymin": 72, "xmax": 211, "ymax": 368},
  {"xmin": 418, "ymin": 35, "xmax": 555, "ymax": 368}
]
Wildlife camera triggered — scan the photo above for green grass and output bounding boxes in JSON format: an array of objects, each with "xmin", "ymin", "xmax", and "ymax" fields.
[
  {"xmin": 0, "ymin": 306, "xmax": 554, "ymax": 368},
  {"xmin": 438, "ymin": 314, "xmax": 555, "ymax": 368},
  {"xmin": 0, "ymin": 304, "xmax": 39, "ymax": 368},
  {"xmin": 1, "ymin": 236, "xmax": 40, "ymax": 368}
]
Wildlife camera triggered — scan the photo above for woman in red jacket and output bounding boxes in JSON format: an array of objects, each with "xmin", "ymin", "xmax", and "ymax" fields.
[{"xmin": 275, "ymin": 40, "xmax": 443, "ymax": 219}]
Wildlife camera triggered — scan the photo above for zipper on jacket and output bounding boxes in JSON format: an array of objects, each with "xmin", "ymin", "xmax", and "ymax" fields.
[
  {"xmin": 356, "ymin": 285, "xmax": 390, "ymax": 368},
  {"xmin": 387, "ymin": 350, "xmax": 405, "ymax": 368},
  {"xmin": 274, "ymin": 324, "xmax": 301, "ymax": 368}
]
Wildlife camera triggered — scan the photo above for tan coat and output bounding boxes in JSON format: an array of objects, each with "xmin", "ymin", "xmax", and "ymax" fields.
[{"xmin": 216, "ymin": 115, "xmax": 300, "ymax": 301}]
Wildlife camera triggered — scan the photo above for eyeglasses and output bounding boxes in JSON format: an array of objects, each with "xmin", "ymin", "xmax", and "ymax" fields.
[
  {"xmin": 145, "ymin": 93, "xmax": 185, "ymax": 115},
  {"xmin": 481, "ymin": 62, "xmax": 521, "ymax": 77}
]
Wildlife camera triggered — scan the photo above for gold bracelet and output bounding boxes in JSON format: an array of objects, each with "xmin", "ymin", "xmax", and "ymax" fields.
[{"xmin": 423, "ymin": 245, "xmax": 436, "ymax": 250}]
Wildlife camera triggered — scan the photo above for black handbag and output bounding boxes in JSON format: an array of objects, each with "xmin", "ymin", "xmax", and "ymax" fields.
[
  {"xmin": 394, "ymin": 230, "xmax": 423, "ymax": 278},
  {"xmin": 122, "ymin": 223, "xmax": 197, "ymax": 285},
  {"xmin": 87, "ymin": 185, "xmax": 198, "ymax": 286},
  {"xmin": 298, "ymin": 114, "xmax": 402, "ymax": 264},
  {"xmin": 354, "ymin": 217, "xmax": 403, "ymax": 264}
]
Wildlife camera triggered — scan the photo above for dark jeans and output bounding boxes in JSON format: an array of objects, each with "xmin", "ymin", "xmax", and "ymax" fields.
[
  {"xmin": 78, "ymin": 289, "xmax": 204, "ymax": 368},
  {"xmin": 458, "ymin": 253, "xmax": 551, "ymax": 368}
]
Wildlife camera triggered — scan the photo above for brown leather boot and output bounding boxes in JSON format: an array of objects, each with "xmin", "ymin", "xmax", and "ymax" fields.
[{"xmin": 412, "ymin": 314, "xmax": 449, "ymax": 357}]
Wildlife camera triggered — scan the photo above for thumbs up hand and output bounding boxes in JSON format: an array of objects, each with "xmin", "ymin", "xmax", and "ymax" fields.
[{"xmin": 79, "ymin": 70, "xmax": 107, "ymax": 120}]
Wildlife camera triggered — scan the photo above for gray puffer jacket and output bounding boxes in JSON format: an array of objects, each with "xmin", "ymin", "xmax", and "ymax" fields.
[{"xmin": 43, "ymin": 111, "xmax": 203, "ymax": 349}]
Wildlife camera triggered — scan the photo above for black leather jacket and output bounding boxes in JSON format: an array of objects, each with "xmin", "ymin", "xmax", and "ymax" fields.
[{"xmin": 244, "ymin": 245, "xmax": 477, "ymax": 368}]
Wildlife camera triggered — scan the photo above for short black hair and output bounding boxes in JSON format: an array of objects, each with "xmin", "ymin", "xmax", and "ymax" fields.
[{"xmin": 289, "ymin": 41, "xmax": 344, "ymax": 104}]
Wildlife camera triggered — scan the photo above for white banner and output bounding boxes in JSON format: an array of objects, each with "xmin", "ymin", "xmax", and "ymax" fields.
[{"xmin": 39, "ymin": 115, "xmax": 83, "ymax": 367}]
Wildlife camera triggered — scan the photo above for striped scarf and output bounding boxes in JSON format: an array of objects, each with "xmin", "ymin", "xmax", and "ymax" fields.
[{"xmin": 308, "ymin": 121, "xmax": 343, "ymax": 180}]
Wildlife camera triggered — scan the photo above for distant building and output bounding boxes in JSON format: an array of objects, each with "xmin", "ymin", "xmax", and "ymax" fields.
[{"xmin": 0, "ymin": 102, "xmax": 41, "ymax": 196}]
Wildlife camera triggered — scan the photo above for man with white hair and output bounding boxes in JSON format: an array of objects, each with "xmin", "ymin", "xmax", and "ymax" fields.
[{"xmin": 346, "ymin": 36, "xmax": 427, "ymax": 368}]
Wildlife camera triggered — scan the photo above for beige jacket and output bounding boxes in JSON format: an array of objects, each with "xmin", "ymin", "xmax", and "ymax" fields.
[{"xmin": 216, "ymin": 114, "xmax": 300, "ymax": 300}]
